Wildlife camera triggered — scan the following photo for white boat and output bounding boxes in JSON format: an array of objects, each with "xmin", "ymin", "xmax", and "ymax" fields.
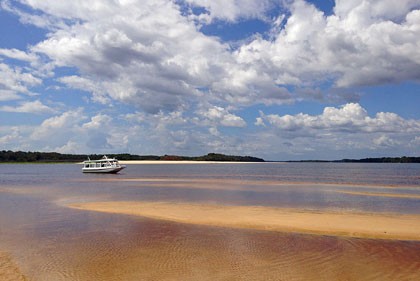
[{"xmin": 82, "ymin": 155, "xmax": 126, "ymax": 173}]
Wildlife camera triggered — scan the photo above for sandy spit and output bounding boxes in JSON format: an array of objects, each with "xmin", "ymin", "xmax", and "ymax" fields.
[
  {"xmin": 333, "ymin": 190, "xmax": 420, "ymax": 199},
  {"xmin": 117, "ymin": 160, "xmax": 276, "ymax": 165},
  {"xmin": 68, "ymin": 201, "xmax": 420, "ymax": 241}
]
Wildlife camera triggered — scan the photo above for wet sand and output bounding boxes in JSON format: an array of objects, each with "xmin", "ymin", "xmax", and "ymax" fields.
[
  {"xmin": 69, "ymin": 201, "xmax": 420, "ymax": 241},
  {"xmin": 334, "ymin": 190, "xmax": 420, "ymax": 199},
  {"xmin": 0, "ymin": 252, "xmax": 27, "ymax": 281},
  {"xmin": 4, "ymin": 217, "xmax": 420, "ymax": 281}
]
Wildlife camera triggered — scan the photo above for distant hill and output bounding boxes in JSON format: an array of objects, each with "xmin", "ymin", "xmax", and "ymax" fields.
[{"xmin": 0, "ymin": 151, "xmax": 265, "ymax": 163}]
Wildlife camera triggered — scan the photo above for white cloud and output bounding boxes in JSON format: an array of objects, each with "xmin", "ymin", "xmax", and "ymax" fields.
[
  {"xmin": 0, "ymin": 63, "xmax": 41, "ymax": 100},
  {"xmin": 0, "ymin": 0, "xmax": 419, "ymax": 159},
  {"xmin": 197, "ymin": 106, "xmax": 246, "ymax": 127},
  {"xmin": 0, "ymin": 48, "xmax": 38, "ymax": 63},
  {"xmin": 334, "ymin": 0, "xmax": 420, "ymax": 22},
  {"xmin": 1, "ymin": 0, "xmax": 418, "ymax": 110},
  {"xmin": 5, "ymin": 0, "xmax": 416, "ymax": 112},
  {"xmin": 25, "ymin": 0, "xmax": 236, "ymax": 112},
  {"xmin": 122, "ymin": 108, "xmax": 249, "ymax": 155},
  {"xmin": 59, "ymin": 75, "xmax": 110, "ymax": 104},
  {"xmin": 8, "ymin": 110, "xmax": 116, "ymax": 153},
  {"xmin": 30, "ymin": 109, "xmax": 85, "ymax": 140},
  {"xmin": 259, "ymin": 103, "xmax": 420, "ymax": 134},
  {"xmin": 1, "ymin": 102, "xmax": 418, "ymax": 159},
  {"xmin": 0, "ymin": 89, "xmax": 22, "ymax": 102},
  {"xmin": 254, "ymin": 103, "xmax": 420, "ymax": 159},
  {"xmin": 0, "ymin": 127, "xmax": 20, "ymax": 145},
  {"xmin": 0, "ymin": 100, "xmax": 56, "ymax": 114},
  {"xmin": 54, "ymin": 140, "xmax": 82, "ymax": 154},
  {"xmin": 183, "ymin": 0, "xmax": 274, "ymax": 23},
  {"xmin": 82, "ymin": 114, "xmax": 112, "ymax": 129},
  {"xmin": 235, "ymin": 0, "xmax": 420, "ymax": 93},
  {"xmin": 373, "ymin": 135, "xmax": 399, "ymax": 147}
]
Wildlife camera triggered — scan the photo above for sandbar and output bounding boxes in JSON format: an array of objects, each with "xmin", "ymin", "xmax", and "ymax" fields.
[
  {"xmin": 68, "ymin": 201, "xmax": 420, "ymax": 241},
  {"xmin": 333, "ymin": 190, "xmax": 420, "ymax": 199},
  {"xmin": 118, "ymin": 160, "xmax": 273, "ymax": 165}
]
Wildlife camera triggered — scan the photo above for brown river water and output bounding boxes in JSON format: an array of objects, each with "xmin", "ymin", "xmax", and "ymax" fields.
[{"xmin": 0, "ymin": 163, "xmax": 419, "ymax": 280}]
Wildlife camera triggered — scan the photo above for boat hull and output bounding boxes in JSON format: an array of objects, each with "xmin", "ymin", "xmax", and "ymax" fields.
[{"xmin": 82, "ymin": 166, "xmax": 125, "ymax": 173}]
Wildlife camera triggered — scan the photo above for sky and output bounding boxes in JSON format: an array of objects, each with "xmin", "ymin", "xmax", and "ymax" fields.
[{"xmin": 0, "ymin": 0, "xmax": 419, "ymax": 161}]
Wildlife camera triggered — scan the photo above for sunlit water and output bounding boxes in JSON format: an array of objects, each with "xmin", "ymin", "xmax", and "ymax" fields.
[{"xmin": 0, "ymin": 163, "xmax": 419, "ymax": 280}]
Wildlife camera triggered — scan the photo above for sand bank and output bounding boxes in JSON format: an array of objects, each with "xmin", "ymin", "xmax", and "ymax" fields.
[
  {"xmin": 68, "ymin": 201, "xmax": 420, "ymax": 241},
  {"xmin": 0, "ymin": 252, "xmax": 27, "ymax": 281},
  {"xmin": 334, "ymin": 190, "xmax": 420, "ymax": 199},
  {"xmin": 76, "ymin": 176, "xmax": 419, "ymax": 190},
  {"xmin": 118, "ymin": 160, "xmax": 273, "ymax": 165}
]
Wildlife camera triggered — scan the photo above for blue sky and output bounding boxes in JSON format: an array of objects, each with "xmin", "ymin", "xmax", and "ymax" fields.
[{"xmin": 0, "ymin": 0, "xmax": 419, "ymax": 160}]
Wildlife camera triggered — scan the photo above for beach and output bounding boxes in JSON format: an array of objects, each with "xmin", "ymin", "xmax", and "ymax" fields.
[
  {"xmin": 68, "ymin": 201, "xmax": 420, "ymax": 241},
  {"xmin": 118, "ymin": 160, "xmax": 271, "ymax": 164}
]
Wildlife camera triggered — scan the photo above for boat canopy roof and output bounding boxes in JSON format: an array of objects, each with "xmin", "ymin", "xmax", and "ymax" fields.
[{"xmin": 83, "ymin": 155, "xmax": 119, "ymax": 163}]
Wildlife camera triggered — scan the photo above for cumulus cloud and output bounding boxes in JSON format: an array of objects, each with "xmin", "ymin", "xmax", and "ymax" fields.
[
  {"xmin": 0, "ymin": 100, "xmax": 56, "ymax": 114},
  {"xmin": 3, "ymin": 110, "xmax": 115, "ymax": 153},
  {"xmin": 59, "ymin": 75, "xmax": 110, "ymax": 104},
  {"xmin": 30, "ymin": 109, "xmax": 85, "ymax": 140},
  {"xmin": 196, "ymin": 106, "xmax": 246, "ymax": 127},
  {"xmin": 0, "ymin": 63, "xmax": 41, "ymax": 100},
  {"xmin": 258, "ymin": 103, "xmax": 420, "ymax": 134},
  {"xmin": 0, "ymin": 126, "xmax": 21, "ymax": 145},
  {"xmin": 82, "ymin": 114, "xmax": 112, "ymax": 130},
  {"xmin": 3, "ymin": 0, "xmax": 417, "ymax": 112},
  {"xmin": 122, "ymin": 108, "xmax": 249, "ymax": 155},
  {"xmin": 1, "ymin": 102, "xmax": 418, "ymax": 159},
  {"xmin": 182, "ymin": 0, "xmax": 274, "ymax": 23},
  {"xmin": 1, "ymin": 0, "xmax": 419, "ymax": 159},
  {"xmin": 235, "ymin": 0, "xmax": 420, "ymax": 93},
  {"xmin": 23, "ymin": 0, "xmax": 237, "ymax": 112},
  {"xmin": 0, "ymin": 48, "xmax": 38, "ymax": 63},
  {"xmin": 255, "ymin": 103, "xmax": 420, "ymax": 159}
]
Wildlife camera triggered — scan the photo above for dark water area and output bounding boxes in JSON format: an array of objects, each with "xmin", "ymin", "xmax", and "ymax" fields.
[{"xmin": 0, "ymin": 163, "xmax": 419, "ymax": 280}]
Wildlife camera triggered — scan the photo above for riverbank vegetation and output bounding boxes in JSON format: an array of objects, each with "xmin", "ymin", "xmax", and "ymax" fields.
[
  {"xmin": 1, "ymin": 150, "xmax": 418, "ymax": 163},
  {"xmin": 0, "ymin": 151, "xmax": 265, "ymax": 163}
]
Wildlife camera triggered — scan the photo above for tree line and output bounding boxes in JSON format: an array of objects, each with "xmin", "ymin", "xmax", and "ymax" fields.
[
  {"xmin": 287, "ymin": 156, "xmax": 420, "ymax": 163},
  {"xmin": 2, "ymin": 150, "xmax": 418, "ymax": 163},
  {"xmin": 337, "ymin": 156, "xmax": 420, "ymax": 163},
  {"xmin": 0, "ymin": 151, "xmax": 265, "ymax": 162}
]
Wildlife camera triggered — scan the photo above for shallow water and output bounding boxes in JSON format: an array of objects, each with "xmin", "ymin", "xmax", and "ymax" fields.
[{"xmin": 0, "ymin": 163, "xmax": 420, "ymax": 280}]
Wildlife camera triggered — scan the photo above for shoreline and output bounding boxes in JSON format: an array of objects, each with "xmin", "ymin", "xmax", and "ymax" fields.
[
  {"xmin": 118, "ymin": 160, "xmax": 277, "ymax": 165},
  {"xmin": 68, "ymin": 201, "xmax": 420, "ymax": 241},
  {"xmin": 0, "ymin": 160, "xmax": 274, "ymax": 165}
]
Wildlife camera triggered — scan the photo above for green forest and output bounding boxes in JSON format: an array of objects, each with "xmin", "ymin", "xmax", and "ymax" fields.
[
  {"xmin": 0, "ymin": 151, "xmax": 265, "ymax": 163},
  {"xmin": 337, "ymin": 157, "xmax": 420, "ymax": 163},
  {"xmin": 1, "ymin": 150, "xmax": 419, "ymax": 163},
  {"xmin": 288, "ymin": 157, "xmax": 420, "ymax": 163}
]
